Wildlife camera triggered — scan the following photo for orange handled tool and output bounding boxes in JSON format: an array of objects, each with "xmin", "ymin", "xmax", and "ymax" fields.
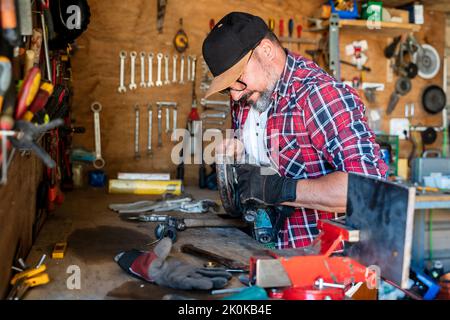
[
  {"xmin": 0, "ymin": 0, "xmax": 19, "ymax": 46},
  {"xmin": 209, "ymin": 19, "xmax": 215, "ymax": 31},
  {"xmin": 15, "ymin": 67, "xmax": 41, "ymax": 120}
]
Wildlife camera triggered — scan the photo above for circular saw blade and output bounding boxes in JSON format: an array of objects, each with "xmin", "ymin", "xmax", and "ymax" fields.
[
  {"xmin": 414, "ymin": 44, "xmax": 441, "ymax": 79},
  {"xmin": 216, "ymin": 157, "xmax": 242, "ymax": 217}
]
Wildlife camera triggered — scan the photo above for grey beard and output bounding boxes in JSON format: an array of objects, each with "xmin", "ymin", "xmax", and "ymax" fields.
[
  {"xmin": 251, "ymin": 66, "xmax": 278, "ymax": 113},
  {"xmin": 252, "ymin": 88, "xmax": 273, "ymax": 113}
]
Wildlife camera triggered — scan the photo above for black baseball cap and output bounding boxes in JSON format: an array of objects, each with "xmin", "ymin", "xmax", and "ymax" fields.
[{"xmin": 202, "ymin": 12, "xmax": 269, "ymax": 98}]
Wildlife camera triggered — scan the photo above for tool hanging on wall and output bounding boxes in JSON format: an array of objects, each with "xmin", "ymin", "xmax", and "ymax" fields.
[
  {"xmin": 156, "ymin": 0, "xmax": 167, "ymax": 33},
  {"xmin": 386, "ymin": 77, "xmax": 412, "ymax": 115},
  {"xmin": 422, "ymin": 85, "xmax": 446, "ymax": 115},
  {"xmin": 173, "ymin": 18, "xmax": 189, "ymax": 53},
  {"xmin": 147, "ymin": 104, "xmax": 153, "ymax": 157},
  {"xmin": 268, "ymin": 18, "xmax": 275, "ymax": 32},
  {"xmin": 134, "ymin": 104, "xmax": 140, "ymax": 160},
  {"xmin": 413, "ymin": 44, "xmax": 440, "ymax": 79}
]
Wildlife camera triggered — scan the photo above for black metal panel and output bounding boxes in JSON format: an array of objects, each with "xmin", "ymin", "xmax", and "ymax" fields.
[{"xmin": 345, "ymin": 173, "xmax": 415, "ymax": 288}]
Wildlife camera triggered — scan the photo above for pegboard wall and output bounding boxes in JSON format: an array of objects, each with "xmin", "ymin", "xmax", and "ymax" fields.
[{"xmin": 70, "ymin": 0, "xmax": 446, "ymax": 185}]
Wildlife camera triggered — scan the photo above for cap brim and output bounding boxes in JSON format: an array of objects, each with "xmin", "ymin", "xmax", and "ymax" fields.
[{"xmin": 204, "ymin": 51, "xmax": 252, "ymax": 99}]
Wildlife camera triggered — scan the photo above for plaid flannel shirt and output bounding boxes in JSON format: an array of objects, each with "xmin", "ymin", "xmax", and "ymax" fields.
[{"xmin": 231, "ymin": 50, "xmax": 388, "ymax": 249}]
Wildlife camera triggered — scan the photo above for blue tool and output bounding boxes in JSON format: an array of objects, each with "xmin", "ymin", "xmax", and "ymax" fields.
[{"xmin": 88, "ymin": 170, "xmax": 106, "ymax": 188}]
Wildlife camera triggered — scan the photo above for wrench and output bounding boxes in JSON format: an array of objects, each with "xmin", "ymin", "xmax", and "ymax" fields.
[
  {"xmin": 179, "ymin": 54, "xmax": 185, "ymax": 84},
  {"xmin": 129, "ymin": 51, "xmax": 137, "ymax": 90},
  {"xmin": 140, "ymin": 52, "xmax": 147, "ymax": 88},
  {"xmin": 191, "ymin": 55, "xmax": 197, "ymax": 82},
  {"xmin": 156, "ymin": 53, "xmax": 163, "ymax": 87},
  {"xmin": 200, "ymin": 98, "xmax": 230, "ymax": 107},
  {"xmin": 173, "ymin": 108, "xmax": 177, "ymax": 131},
  {"xmin": 118, "ymin": 51, "xmax": 127, "ymax": 93},
  {"xmin": 91, "ymin": 102, "xmax": 105, "ymax": 168},
  {"xmin": 164, "ymin": 54, "xmax": 170, "ymax": 85},
  {"xmin": 134, "ymin": 104, "xmax": 140, "ymax": 160},
  {"xmin": 200, "ymin": 112, "xmax": 227, "ymax": 119},
  {"xmin": 157, "ymin": 106, "xmax": 163, "ymax": 147},
  {"xmin": 172, "ymin": 54, "xmax": 178, "ymax": 83},
  {"xmin": 165, "ymin": 107, "xmax": 171, "ymax": 133},
  {"xmin": 147, "ymin": 104, "xmax": 153, "ymax": 156},
  {"xmin": 187, "ymin": 55, "xmax": 191, "ymax": 82},
  {"xmin": 201, "ymin": 119, "xmax": 224, "ymax": 126},
  {"xmin": 202, "ymin": 105, "xmax": 229, "ymax": 112},
  {"xmin": 147, "ymin": 53, "xmax": 154, "ymax": 87}
]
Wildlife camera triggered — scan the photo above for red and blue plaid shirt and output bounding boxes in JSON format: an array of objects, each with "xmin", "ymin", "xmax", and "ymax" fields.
[{"xmin": 231, "ymin": 50, "xmax": 388, "ymax": 249}]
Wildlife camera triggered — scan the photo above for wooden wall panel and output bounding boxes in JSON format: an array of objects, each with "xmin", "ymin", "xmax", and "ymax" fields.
[
  {"xmin": 339, "ymin": 8, "xmax": 446, "ymax": 160},
  {"xmin": 70, "ymin": 0, "xmax": 321, "ymax": 185},
  {"xmin": 0, "ymin": 154, "xmax": 42, "ymax": 298},
  {"xmin": 71, "ymin": 1, "xmax": 446, "ymax": 185}
]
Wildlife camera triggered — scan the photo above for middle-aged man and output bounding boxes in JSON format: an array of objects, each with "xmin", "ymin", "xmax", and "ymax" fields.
[{"xmin": 202, "ymin": 12, "xmax": 389, "ymax": 249}]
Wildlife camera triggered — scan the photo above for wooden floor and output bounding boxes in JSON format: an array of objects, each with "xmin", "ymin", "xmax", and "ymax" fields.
[{"xmin": 23, "ymin": 186, "xmax": 265, "ymax": 300}]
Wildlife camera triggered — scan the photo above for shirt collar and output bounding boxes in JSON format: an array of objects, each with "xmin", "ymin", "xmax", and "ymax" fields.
[{"xmin": 273, "ymin": 49, "xmax": 297, "ymax": 98}]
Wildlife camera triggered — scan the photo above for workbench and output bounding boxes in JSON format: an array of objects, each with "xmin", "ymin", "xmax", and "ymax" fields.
[
  {"xmin": 413, "ymin": 193, "xmax": 450, "ymax": 270},
  {"xmin": 22, "ymin": 187, "xmax": 265, "ymax": 300}
]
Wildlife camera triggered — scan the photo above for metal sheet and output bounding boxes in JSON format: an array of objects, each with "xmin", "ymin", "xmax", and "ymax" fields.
[{"xmin": 345, "ymin": 174, "xmax": 415, "ymax": 288}]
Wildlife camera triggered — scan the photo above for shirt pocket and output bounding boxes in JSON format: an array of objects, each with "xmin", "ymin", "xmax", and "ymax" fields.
[{"xmin": 277, "ymin": 134, "xmax": 307, "ymax": 179}]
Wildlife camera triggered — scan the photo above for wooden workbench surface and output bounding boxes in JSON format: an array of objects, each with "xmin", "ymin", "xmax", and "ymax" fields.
[
  {"xmin": 416, "ymin": 193, "xmax": 450, "ymax": 203},
  {"xmin": 22, "ymin": 187, "xmax": 265, "ymax": 300}
]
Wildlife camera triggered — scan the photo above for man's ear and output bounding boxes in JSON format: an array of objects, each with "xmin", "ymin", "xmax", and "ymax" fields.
[{"xmin": 258, "ymin": 39, "xmax": 276, "ymax": 61}]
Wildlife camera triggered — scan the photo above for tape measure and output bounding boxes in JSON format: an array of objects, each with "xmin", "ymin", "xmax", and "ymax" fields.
[{"xmin": 173, "ymin": 18, "xmax": 189, "ymax": 53}]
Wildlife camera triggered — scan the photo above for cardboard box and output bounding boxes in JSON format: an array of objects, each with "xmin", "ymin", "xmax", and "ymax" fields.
[{"xmin": 384, "ymin": 8, "xmax": 409, "ymax": 24}]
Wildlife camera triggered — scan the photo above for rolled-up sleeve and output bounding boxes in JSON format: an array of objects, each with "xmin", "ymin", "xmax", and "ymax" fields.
[{"xmin": 303, "ymin": 82, "xmax": 388, "ymax": 179}]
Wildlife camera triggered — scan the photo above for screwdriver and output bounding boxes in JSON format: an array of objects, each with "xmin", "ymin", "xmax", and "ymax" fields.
[
  {"xmin": 297, "ymin": 25, "xmax": 303, "ymax": 51},
  {"xmin": 0, "ymin": 57, "xmax": 12, "ymax": 113},
  {"xmin": 288, "ymin": 18, "xmax": 294, "ymax": 51},
  {"xmin": 22, "ymin": 82, "xmax": 53, "ymax": 122},
  {"xmin": 0, "ymin": 0, "xmax": 20, "ymax": 47},
  {"xmin": 15, "ymin": 67, "xmax": 41, "ymax": 120},
  {"xmin": 279, "ymin": 19, "xmax": 284, "ymax": 37},
  {"xmin": 268, "ymin": 18, "xmax": 275, "ymax": 32}
]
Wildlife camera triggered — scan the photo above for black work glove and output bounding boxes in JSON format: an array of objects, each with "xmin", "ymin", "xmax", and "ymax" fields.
[
  {"xmin": 115, "ymin": 238, "xmax": 232, "ymax": 290},
  {"xmin": 236, "ymin": 164, "xmax": 298, "ymax": 206}
]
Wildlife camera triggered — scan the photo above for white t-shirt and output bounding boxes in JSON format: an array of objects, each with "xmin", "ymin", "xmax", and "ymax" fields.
[{"xmin": 242, "ymin": 107, "xmax": 271, "ymax": 166}]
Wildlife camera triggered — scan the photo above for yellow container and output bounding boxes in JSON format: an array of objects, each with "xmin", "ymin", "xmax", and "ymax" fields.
[{"xmin": 108, "ymin": 179, "xmax": 183, "ymax": 195}]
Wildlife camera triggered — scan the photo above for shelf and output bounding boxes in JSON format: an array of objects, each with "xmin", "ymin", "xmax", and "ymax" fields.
[{"xmin": 338, "ymin": 20, "xmax": 421, "ymax": 36}]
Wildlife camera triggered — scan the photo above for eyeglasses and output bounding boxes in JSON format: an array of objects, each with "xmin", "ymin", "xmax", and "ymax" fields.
[
  {"xmin": 218, "ymin": 48, "xmax": 255, "ymax": 96},
  {"xmin": 219, "ymin": 80, "xmax": 247, "ymax": 95}
]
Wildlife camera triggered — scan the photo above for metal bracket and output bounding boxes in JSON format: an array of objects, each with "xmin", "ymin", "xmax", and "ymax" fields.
[{"xmin": 329, "ymin": 14, "xmax": 340, "ymax": 81}]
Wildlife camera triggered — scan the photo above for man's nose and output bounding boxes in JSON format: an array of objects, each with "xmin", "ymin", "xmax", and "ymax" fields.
[{"xmin": 230, "ymin": 90, "xmax": 245, "ymax": 102}]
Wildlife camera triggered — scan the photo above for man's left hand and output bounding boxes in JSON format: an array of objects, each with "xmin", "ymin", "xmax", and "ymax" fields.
[{"xmin": 236, "ymin": 164, "xmax": 298, "ymax": 206}]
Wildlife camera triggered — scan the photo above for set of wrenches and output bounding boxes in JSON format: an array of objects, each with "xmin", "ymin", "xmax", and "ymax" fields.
[
  {"xmin": 118, "ymin": 51, "xmax": 197, "ymax": 93},
  {"xmin": 133, "ymin": 102, "xmax": 178, "ymax": 159}
]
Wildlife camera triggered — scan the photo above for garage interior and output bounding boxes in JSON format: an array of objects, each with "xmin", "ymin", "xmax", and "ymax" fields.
[{"xmin": 2, "ymin": 0, "xmax": 450, "ymax": 301}]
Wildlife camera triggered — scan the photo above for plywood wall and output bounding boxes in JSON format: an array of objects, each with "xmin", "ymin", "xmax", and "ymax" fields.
[
  {"xmin": 70, "ymin": 0, "xmax": 322, "ymax": 185},
  {"xmin": 70, "ymin": 0, "xmax": 446, "ymax": 186}
]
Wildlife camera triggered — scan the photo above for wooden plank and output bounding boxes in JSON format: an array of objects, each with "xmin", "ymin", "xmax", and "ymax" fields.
[
  {"xmin": 339, "ymin": 20, "xmax": 421, "ymax": 36},
  {"xmin": 345, "ymin": 173, "xmax": 415, "ymax": 289}
]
